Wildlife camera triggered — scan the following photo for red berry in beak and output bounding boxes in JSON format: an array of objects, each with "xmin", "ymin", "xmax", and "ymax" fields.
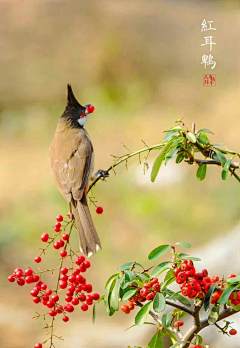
[{"xmin": 87, "ymin": 105, "xmax": 95, "ymax": 113}]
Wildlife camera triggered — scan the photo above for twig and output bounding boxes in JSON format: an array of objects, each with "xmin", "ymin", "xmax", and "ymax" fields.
[{"xmin": 165, "ymin": 301, "xmax": 194, "ymax": 317}]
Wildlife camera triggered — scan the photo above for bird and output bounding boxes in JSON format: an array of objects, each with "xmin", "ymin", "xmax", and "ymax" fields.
[{"xmin": 50, "ymin": 84, "xmax": 105, "ymax": 257}]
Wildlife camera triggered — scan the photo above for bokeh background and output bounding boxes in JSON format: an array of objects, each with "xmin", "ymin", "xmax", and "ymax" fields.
[{"xmin": 0, "ymin": 0, "xmax": 239, "ymax": 347}]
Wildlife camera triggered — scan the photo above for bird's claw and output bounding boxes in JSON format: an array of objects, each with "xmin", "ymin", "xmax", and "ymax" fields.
[{"xmin": 94, "ymin": 169, "xmax": 109, "ymax": 179}]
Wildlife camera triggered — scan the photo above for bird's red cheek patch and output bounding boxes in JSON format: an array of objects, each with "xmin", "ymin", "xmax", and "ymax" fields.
[{"xmin": 80, "ymin": 113, "xmax": 85, "ymax": 118}]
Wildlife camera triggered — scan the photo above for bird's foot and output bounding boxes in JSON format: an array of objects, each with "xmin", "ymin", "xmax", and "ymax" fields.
[{"xmin": 93, "ymin": 169, "xmax": 109, "ymax": 180}]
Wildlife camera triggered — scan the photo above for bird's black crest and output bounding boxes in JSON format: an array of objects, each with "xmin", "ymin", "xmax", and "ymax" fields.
[{"xmin": 67, "ymin": 84, "xmax": 84, "ymax": 109}]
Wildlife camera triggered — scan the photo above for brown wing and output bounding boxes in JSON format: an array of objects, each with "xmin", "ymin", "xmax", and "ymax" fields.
[{"xmin": 50, "ymin": 124, "xmax": 93, "ymax": 203}]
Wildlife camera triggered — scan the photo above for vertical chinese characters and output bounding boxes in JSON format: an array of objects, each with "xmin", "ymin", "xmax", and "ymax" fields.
[{"xmin": 201, "ymin": 19, "xmax": 217, "ymax": 70}]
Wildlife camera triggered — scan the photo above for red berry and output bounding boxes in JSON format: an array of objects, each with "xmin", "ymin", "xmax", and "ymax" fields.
[
  {"xmin": 26, "ymin": 276, "xmax": 33, "ymax": 284},
  {"xmin": 49, "ymin": 310, "xmax": 57, "ymax": 317},
  {"xmin": 174, "ymin": 268, "xmax": 181, "ymax": 277},
  {"xmin": 25, "ymin": 268, "xmax": 33, "ymax": 276},
  {"xmin": 150, "ymin": 278, "xmax": 158, "ymax": 285},
  {"xmin": 79, "ymin": 264, "xmax": 86, "ymax": 272},
  {"xmin": 228, "ymin": 274, "xmax": 237, "ymax": 279},
  {"xmin": 67, "ymin": 212, "xmax": 74, "ymax": 219},
  {"xmin": 146, "ymin": 292, "xmax": 156, "ymax": 300},
  {"xmin": 59, "ymin": 280, "xmax": 67, "ymax": 289},
  {"xmin": 83, "ymin": 260, "xmax": 91, "ymax": 268},
  {"xmin": 47, "ymin": 300, "xmax": 55, "ymax": 308},
  {"xmin": 176, "ymin": 273, "xmax": 187, "ymax": 284},
  {"xmin": 17, "ymin": 278, "xmax": 25, "ymax": 286},
  {"xmin": 60, "ymin": 250, "xmax": 67, "ymax": 258},
  {"xmin": 35, "ymin": 256, "xmax": 41, "ymax": 263},
  {"xmin": 128, "ymin": 301, "xmax": 135, "ymax": 310},
  {"xmin": 81, "ymin": 304, "xmax": 89, "ymax": 311},
  {"xmin": 56, "ymin": 215, "xmax": 63, "ymax": 222},
  {"xmin": 61, "ymin": 267, "xmax": 68, "ymax": 275},
  {"xmin": 41, "ymin": 283, "xmax": 47, "ymax": 290},
  {"xmin": 55, "ymin": 222, "xmax": 61, "ymax": 229},
  {"xmin": 32, "ymin": 274, "xmax": 40, "ymax": 282},
  {"xmin": 54, "ymin": 226, "xmax": 61, "ymax": 232},
  {"xmin": 15, "ymin": 270, "xmax": 23, "ymax": 278},
  {"xmin": 68, "ymin": 285, "xmax": 76, "ymax": 292},
  {"xmin": 62, "ymin": 315, "xmax": 69, "ymax": 322},
  {"xmin": 14, "ymin": 267, "xmax": 23, "ymax": 274},
  {"xmin": 202, "ymin": 269, "xmax": 208, "ymax": 277},
  {"xmin": 33, "ymin": 297, "xmax": 40, "ymax": 304},
  {"xmin": 143, "ymin": 283, "xmax": 151, "ymax": 288},
  {"xmin": 31, "ymin": 288, "xmax": 39, "ymax": 297},
  {"xmin": 52, "ymin": 294, "xmax": 59, "ymax": 302},
  {"xmin": 41, "ymin": 233, "xmax": 49, "ymax": 242},
  {"xmin": 46, "ymin": 289, "xmax": 52, "ymax": 296},
  {"xmin": 34, "ymin": 343, "xmax": 42, "ymax": 348},
  {"xmin": 174, "ymin": 321, "xmax": 184, "ymax": 328},
  {"xmin": 68, "ymin": 275, "xmax": 76, "ymax": 283},
  {"xmin": 60, "ymin": 274, "xmax": 68, "ymax": 281},
  {"xmin": 73, "ymin": 269, "xmax": 80, "ymax": 275},
  {"xmin": 53, "ymin": 241, "xmax": 61, "ymax": 249},
  {"xmin": 96, "ymin": 206, "xmax": 103, "ymax": 214},
  {"xmin": 72, "ymin": 298, "xmax": 79, "ymax": 306},
  {"xmin": 79, "ymin": 294, "xmax": 86, "ymax": 302},
  {"xmin": 62, "ymin": 234, "xmax": 69, "ymax": 241},
  {"xmin": 120, "ymin": 305, "xmax": 130, "ymax": 314},
  {"xmin": 193, "ymin": 346, "xmax": 202, "ymax": 348},
  {"xmin": 195, "ymin": 273, "xmax": 203, "ymax": 281},
  {"xmin": 152, "ymin": 283, "xmax": 161, "ymax": 292},
  {"xmin": 86, "ymin": 284, "xmax": 92, "ymax": 293},
  {"xmin": 64, "ymin": 304, "xmax": 74, "ymax": 312},
  {"xmin": 92, "ymin": 293, "xmax": 100, "ymax": 301},
  {"xmin": 76, "ymin": 256, "xmax": 85, "ymax": 265},
  {"xmin": 8, "ymin": 275, "xmax": 15, "ymax": 282},
  {"xmin": 59, "ymin": 239, "xmax": 64, "ymax": 248},
  {"xmin": 65, "ymin": 296, "xmax": 73, "ymax": 302},
  {"xmin": 42, "ymin": 295, "xmax": 49, "ymax": 302},
  {"xmin": 56, "ymin": 305, "xmax": 63, "ymax": 314},
  {"xmin": 229, "ymin": 329, "xmax": 237, "ymax": 335}
]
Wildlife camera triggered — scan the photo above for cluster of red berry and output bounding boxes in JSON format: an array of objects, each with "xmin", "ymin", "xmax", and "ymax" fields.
[
  {"xmin": 120, "ymin": 277, "xmax": 161, "ymax": 314},
  {"xmin": 174, "ymin": 260, "xmax": 220, "ymax": 300},
  {"xmin": 211, "ymin": 274, "xmax": 240, "ymax": 306},
  {"xmin": 7, "ymin": 213, "xmax": 101, "ymax": 348}
]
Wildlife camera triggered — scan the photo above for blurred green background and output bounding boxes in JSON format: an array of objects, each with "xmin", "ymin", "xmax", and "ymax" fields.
[{"xmin": 0, "ymin": 0, "xmax": 239, "ymax": 347}]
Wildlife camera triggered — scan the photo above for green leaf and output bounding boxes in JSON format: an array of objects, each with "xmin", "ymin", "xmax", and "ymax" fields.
[
  {"xmin": 214, "ymin": 149, "xmax": 227, "ymax": 167},
  {"xmin": 198, "ymin": 133, "xmax": 210, "ymax": 145},
  {"xmin": 166, "ymin": 329, "xmax": 178, "ymax": 344},
  {"xmin": 162, "ymin": 130, "xmax": 179, "ymax": 142},
  {"xmin": 222, "ymin": 157, "xmax": 234, "ymax": 181},
  {"xmin": 151, "ymin": 261, "xmax": 171, "ymax": 277},
  {"xmin": 105, "ymin": 273, "xmax": 119, "ymax": 289},
  {"xmin": 197, "ymin": 129, "xmax": 214, "ymax": 135},
  {"xmin": 146, "ymin": 331, "xmax": 163, "ymax": 348},
  {"xmin": 104, "ymin": 276, "xmax": 118, "ymax": 313},
  {"xmin": 170, "ymin": 293, "xmax": 192, "ymax": 307},
  {"xmin": 161, "ymin": 276, "xmax": 175, "ymax": 290},
  {"xmin": 162, "ymin": 312, "xmax": 172, "ymax": 328},
  {"xmin": 135, "ymin": 302, "xmax": 153, "ymax": 326},
  {"xmin": 135, "ymin": 272, "xmax": 150, "ymax": 282},
  {"xmin": 151, "ymin": 141, "xmax": 173, "ymax": 182},
  {"xmin": 178, "ymin": 255, "xmax": 201, "ymax": 262},
  {"xmin": 176, "ymin": 153, "xmax": 184, "ymax": 164},
  {"xmin": 226, "ymin": 275, "xmax": 240, "ymax": 284},
  {"xmin": 148, "ymin": 245, "xmax": 171, "ymax": 261},
  {"xmin": 153, "ymin": 293, "xmax": 166, "ymax": 313},
  {"xmin": 194, "ymin": 335, "xmax": 203, "ymax": 345},
  {"xmin": 173, "ymin": 309, "xmax": 187, "ymax": 319},
  {"xmin": 124, "ymin": 270, "xmax": 137, "ymax": 282},
  {"xmin": 208, "ymin": 305, "xmax": 220, "ymax": 325},
  {"xmin": 119, "ymin": 262, "xmax": 143, "ymax": 271},
  {"xmin": 110, "ymin": 276, "xmax": 124, "ymax": 311},
  {"xmin": 186, "ymin": 132, "xmax": 197, "ymax": 143},
  {"xmin": 176, "ymin": 242, "xmax": 191, "ymax": 248},
  {"xmin": 197, "ymin": 164, "xmax": 207, "ymax": 181},
  {"xmin": 165, "ymin": 148, "xmax": 179, "ymax": 164},
  {"xmin": 204, "ymin": 282, "xmax": 218, "ymax": 311},
  {"xmin": 125, "ymin": 322, "xmax": 156, "ymax": 331},
  {"xmin": 219, "ymin": 284, "xmax": 239, "ymax": 306},
  {"xmin": 92, "ymin": 301, "xmax": 97, "ymax": 324},
  {"xmin": 122, "ymin": 289, "xmax": 137, "ymax": 301}
]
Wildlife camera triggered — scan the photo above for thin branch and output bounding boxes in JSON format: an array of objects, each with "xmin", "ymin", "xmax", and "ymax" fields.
[
  {"xmin": 165, "ymin": 301, "xmax": 194, "ymax": 316},
  {"xmin": 88, "ymin": 144, "xmax": 163, "ymax": 192},
  {"xmin": 194, "ymin": 158, "xmax": 239, "ymax": 169}
]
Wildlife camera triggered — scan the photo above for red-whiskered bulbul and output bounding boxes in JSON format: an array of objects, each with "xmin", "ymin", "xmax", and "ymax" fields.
[{"xmin": 50, "ymin": 85, "xmax": 106, "ymax": 257}]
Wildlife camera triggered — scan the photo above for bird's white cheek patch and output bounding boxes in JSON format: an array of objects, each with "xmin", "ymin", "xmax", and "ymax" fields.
[{"xmin": 78, "ymin": 116, "xmax": 87, "ymax": 126}]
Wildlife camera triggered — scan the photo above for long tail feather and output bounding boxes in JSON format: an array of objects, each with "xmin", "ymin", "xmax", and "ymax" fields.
[{"xmin": 71, "ymin": 196, "xmax": 101, "ymax": 257}]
